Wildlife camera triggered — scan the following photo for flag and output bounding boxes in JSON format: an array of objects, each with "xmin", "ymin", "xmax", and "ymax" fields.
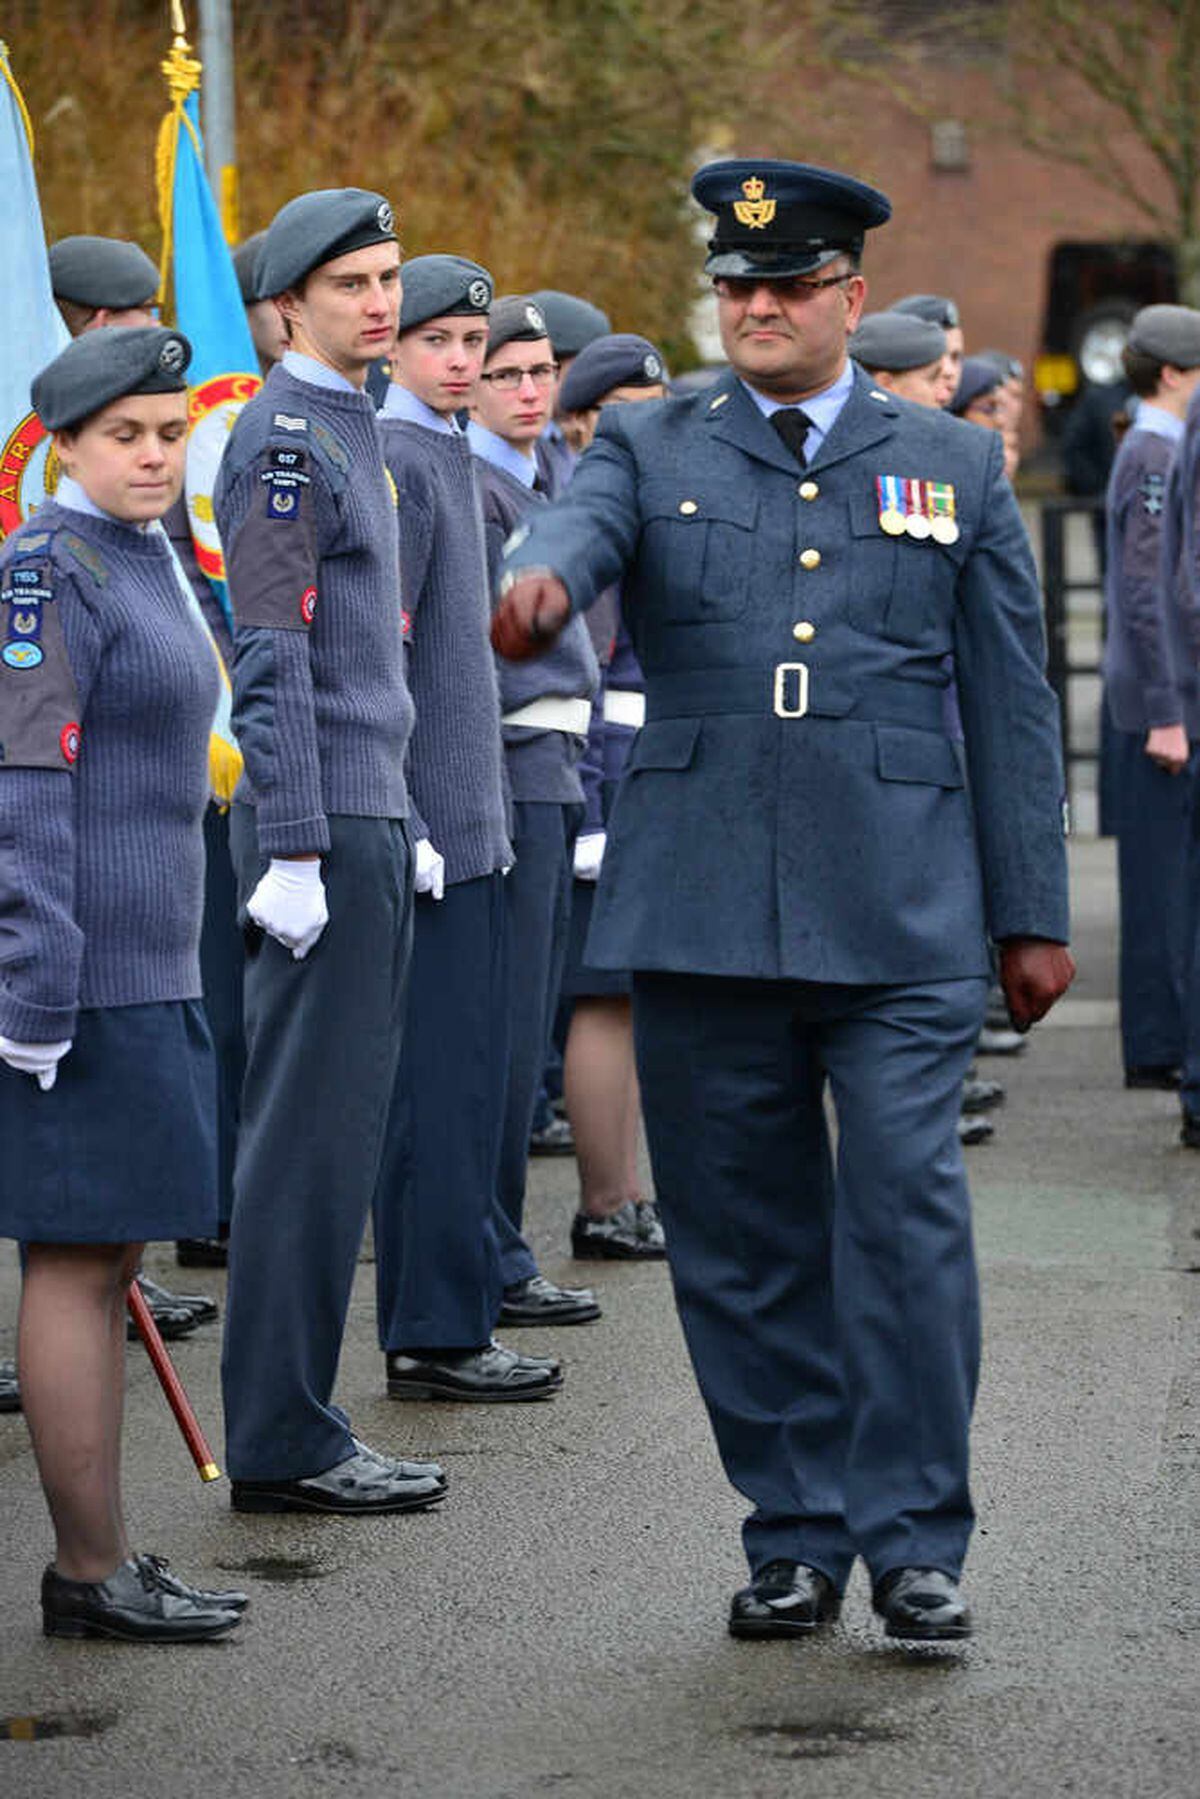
[{"xmin": 0, "ymin": 41, "xmax": 69, "ymax": 541}]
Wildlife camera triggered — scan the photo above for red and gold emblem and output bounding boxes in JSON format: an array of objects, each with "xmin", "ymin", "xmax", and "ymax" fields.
[{"xmin": 733, "ymin": 175, "xmax": 777, "ymax": 231}]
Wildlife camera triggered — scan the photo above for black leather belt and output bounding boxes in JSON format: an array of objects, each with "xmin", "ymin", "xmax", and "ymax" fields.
[{"xmin": 644, "ymin": 666, "xmax": 949, "ymax": 732}]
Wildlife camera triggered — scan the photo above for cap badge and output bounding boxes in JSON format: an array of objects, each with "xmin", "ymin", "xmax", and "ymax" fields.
[
  {"xmin": 643, "ymin": 352, "xmax": 662, "ymax": 380},
  {"xmin": 159, "ymin": 337, "xmax": 187, "ymax": 374},
  {"xmin": 377, "ymin": 200, "xmax": 395, "ymax": 233},
  {"xmin": 468, "ymin": 278, "xmax": 491, "ymax": 309},
  {"xmin": 525, "ymin": 303, "xmax": 546, "ymax": 334},
  {"xmin": 734, "ymin": 175, "xmax": 776, "ymax": 231}
]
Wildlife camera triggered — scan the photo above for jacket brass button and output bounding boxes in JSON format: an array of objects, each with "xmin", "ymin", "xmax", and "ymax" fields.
[
  {"xmin": 799, "ymin": 548, "xmax": 821, "ymax": 570},
  {"xmin": 793, "ymin": 620, "xmax": 816, "ymax": 644},
  {"xmin": 679, "ymin": 500, "xmax": 698, "ymax": 516},
  {"xmin": 798, "ymin": 481, "xmax": 819, "ymax": 501}
]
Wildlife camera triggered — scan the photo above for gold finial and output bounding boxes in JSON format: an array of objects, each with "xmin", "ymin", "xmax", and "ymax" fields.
[{"xmin": 162, "ymin": 2, "xmax": 201, "ymax": 108}]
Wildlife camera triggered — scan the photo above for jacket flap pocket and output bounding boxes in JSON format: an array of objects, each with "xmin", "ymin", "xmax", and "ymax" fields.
[
  {"xmin": 640, "ymin": 480, "xmax": 757, "ymax": 529},
  {"xmin": 629, "ymin": 717, "xmax": 701, "ymax": 771},
  {"xmin": 876, "ymin": 724, "xmax": 964, "ymax": 788}
]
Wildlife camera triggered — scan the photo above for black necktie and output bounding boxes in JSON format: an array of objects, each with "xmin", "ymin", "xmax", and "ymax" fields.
[{"xmin": 770, "ymin": 407, "xmax": 813, "ymax": 467}]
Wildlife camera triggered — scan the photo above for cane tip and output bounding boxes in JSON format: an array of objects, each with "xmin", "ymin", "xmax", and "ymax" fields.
[{"xmin": 199, "ymin": 1461, "xmax": 222, "ymax": 1483}]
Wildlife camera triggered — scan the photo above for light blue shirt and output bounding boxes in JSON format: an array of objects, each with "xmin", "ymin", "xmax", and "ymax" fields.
[
  {"xmin": 281, "ymin": 350, "xmax": 361, "ymax": 395},
  {"xmin": 379, "ymin": 382, "xmax": 458, "ymax": 435},
  {"xmin": 740, "ymin": 357, "xmax": 855, "ymax": 461},
  {"xmin": 56, "ymin": 472, "xmax": 149, "ymax": 534},
  {"xmin": 467, "ymin": 419, "xmax": 537, "ymax": 488},
  {"xmin": 1132, "ymin": 403, "xmax": 1184, "ymax": 446}
]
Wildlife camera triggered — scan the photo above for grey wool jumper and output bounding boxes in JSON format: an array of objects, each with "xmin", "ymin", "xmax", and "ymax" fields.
[
  {"xmin": 379, "ymin": 412, "xmax": 511, "ymax": 885},
  {"xmin": 474, "ymin": 455, "xmax": 599, "ymax": 804},
  {"xmin": 0, "ymin": 501, "xmax": 219, "ymax": 1041},
  {"xmin": 215, "ymin": 362, "xmax": 413, "ymax": 855}
]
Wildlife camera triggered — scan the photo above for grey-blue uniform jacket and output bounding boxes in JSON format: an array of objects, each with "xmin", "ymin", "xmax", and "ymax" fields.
[
  {"xmin": 502, "ymin": 364, "xmax": 1069, "ymax": 983},
  {"xmin": 1105, "ymin": 413, "xmax": 1198, "ymax": 735},
  {"xmin": 1159, "ymin": 393, "xmax": 1200, "ymax": 727}
]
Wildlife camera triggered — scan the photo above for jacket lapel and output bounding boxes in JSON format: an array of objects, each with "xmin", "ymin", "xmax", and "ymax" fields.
[
  {"xmin": 807, "ymin": 367, "xmax": 899, "ymax": 473},
  {"xmin": 703, "ymin": 363, "xmax": 899, "ymax": 477}
]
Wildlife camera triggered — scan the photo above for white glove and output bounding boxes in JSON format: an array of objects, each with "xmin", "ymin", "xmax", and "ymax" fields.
[
  {"xmin": 414, "ymin": 838, "xmax": 446, "ymax": 901},
  {"xmin": 247, "ymin": 857, "xmax": 329, "ymax": 959},
  {"xmin": 573, "ymin": 831, "xmax": 606, "ymax": 882},
  {"xmin": 0, "ymin": 1034, "xmax": 73, "ymax": 1091}
]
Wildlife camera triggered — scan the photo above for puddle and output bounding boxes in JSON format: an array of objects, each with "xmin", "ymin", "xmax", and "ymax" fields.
[
  {"xmin": 218, "ymin": 1554, "xmax": 330, "ymax": 1584},
  {"xmin": 2, "ymin": 1711, "xmax": 118, "ymax": 1743},
  {"xmin": 739, "ymin": 1719, "xmax": 901, "ymax": 1760}
]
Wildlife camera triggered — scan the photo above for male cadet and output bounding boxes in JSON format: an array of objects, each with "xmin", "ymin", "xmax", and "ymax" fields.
[
  {"xmin": 849, "ymin": 311, "xmax": 948, "ymax": 409},
  {"xmin": 371, "ymin": 256, "xmax": 563, "ymax": 1402},
  {"xmin": 469, "ymin": 297, "xmax": 602, "ymax": 1328},
  {"xmin": 214, "ymin": 190, "xmax": 446, "ymax": 1514},
  {"xmin": 530, "ymin": 289, "xmax": 612, "ymax": 495},
  {"xmin": 892, "ymin": 292, "xmax": 964, "ymax": 403},
  {"xmin": 48, "ymin": 234, "xmax": 224, "ymax": 1330},
  {"xmin": 494, "ymin": 159, "xmax": 1074, "ymax": 1641},
  {"xmin": 1102, "ymin": 307, "xmax": 1200, "ymax": 1094},
  {"xmin": 233, "ymin": 230, "xmax": 288, "ymax": 376}
]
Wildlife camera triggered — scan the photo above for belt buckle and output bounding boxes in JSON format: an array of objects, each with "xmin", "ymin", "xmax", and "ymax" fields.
[{"xmin": 773, "ymin": 661, "xmax": 810, "ymax": 719}]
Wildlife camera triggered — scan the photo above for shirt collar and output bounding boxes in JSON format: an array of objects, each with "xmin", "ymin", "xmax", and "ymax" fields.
[
  {"xmin": 55, "ymin": 473, "xmax": 151, "ymax": 534},
  {"xmin": 379, "ymin": 382, "xmax": 459, "ymax": 435},
  {"xmin": 1134, "ymin": 402, "xmax": 1184, "ymax": 445},
  {"xmin": 739, "ymin": 357, "xmax": 855, "ymax": 432},
  {"xmin": 282, "ymin": 350, "xmax": 362, "ymax": 395},
  {"xmin": 466, "ymin": 419, "xmax": 538, "ymax": 487}
]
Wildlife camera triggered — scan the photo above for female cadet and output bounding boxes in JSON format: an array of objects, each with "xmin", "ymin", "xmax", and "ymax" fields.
[
  {"xmin": 0, "ymin": 327, "xmax": 245, "ymax": 1642},
  {"xmin": 553, "ymin": 335, "xmax": 672, "ymax": 1260}
]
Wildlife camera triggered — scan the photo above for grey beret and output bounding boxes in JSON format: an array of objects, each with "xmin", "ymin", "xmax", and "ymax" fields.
[
  {"xmin": 893, "ymin": 292, "xmax": 961, "ymax": 331},
  {"xmin": 949, "ymin": 356, "xmax": 1002, "ymax": 416},
  {"xmin": 850, "ymin": 311, "xmax": 946, "ymax": 373},
  {"xmin": 32, "ymin": 325, "xmax": 191, "ymax": 431},
  {"xmin": 529, "ymin": 289, "xmax": 611, "ymax": 358},
  {"xmin": 1126, "ymin": 304, "xmax": 1200, "ymax": 368},
  {"xmin": 558, "ymin": 334, "xmax": 667, "ymax": 412},
  {"xmin": 48, "ymin": 235, "xmax": 158, "ymax": 310},
  {"xmin": 486, "ymin": 295, "xmax": 550, "ymax": 359},
  {"xmin": 258, "ymin": 188, "xmax": 397, "ymax": 296},
  {"xmin": 233, "ymin": 231, "xmax": 267, "ymax": 305},
  {"xmin": 399, "ymin": 254, "xmax": 494, "ymax": 333}
]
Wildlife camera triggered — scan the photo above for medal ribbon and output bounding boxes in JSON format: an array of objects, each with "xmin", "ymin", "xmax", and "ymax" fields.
[
  {"xmin": 925, "ymin": 481, "xmax": 956, "ymax": 527},
  {"xmin": 876, "ymin": 474, "xmax": 903, "ymax": 519}
]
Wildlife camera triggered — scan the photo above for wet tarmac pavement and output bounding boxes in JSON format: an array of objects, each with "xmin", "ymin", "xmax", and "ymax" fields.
[{"xmin": 0, "ymin": 836, "xmax": 1196, "ymax": 1798}]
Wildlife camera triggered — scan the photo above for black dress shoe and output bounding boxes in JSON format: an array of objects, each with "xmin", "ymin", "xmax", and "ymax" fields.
[
  {"xmin": 42, "ymin": 1559, "xmax": 241, "ymax": 1642},
  {"xmin": 957, "ymin": 1113, "xmax": 994, "ymax": 1146},
  {"xmin": 176, "ymin": 1236, "xmax": 229, "ymax": 1268},
  {"xmin": 1181, "ymin": 1110, "xmax": 1200, "ymax": 1149},
  {"xmin": 231, "ymin": 1439, "xmax": 447, "ymax": 1515},
  {"xmin": 137, "ymin": 1554, "xmax": 249, "ymax": 1612},
  {"xmin": 0, "ymin": 1357, "xmax": 20, "ymax": 1413},
  {"xmin": 729, "ymin": 1561, "xmax": 841, "ymax": 1638},
  {"xmin": 961, "ymin": 1075, "xmax": 1004, "ymax": 1113},
  {"xmin": 498, "ymin": 1274, "xmax": 601, "ymax": 1326},
  {"xmin": 136, "ymin": 1274, "xmax": 218, "ymax": 1327},
  {"xmin": 528, "ymin": 1115, "xmax": 576, "ymax": 1156},
  {"xmin": 571, "ymin": 1200, "xmax": 667, "ymax": 1260},
  {"xmin": 1125, "ymin": 1064, "xmax": 1181, "ymax": 1090},
  {"xmin": 126, "ymin": 1292, "xmax": 197, "ymax": 1342},
  {"xmin": 873, "ymin": 1567, "xmax": 971, "ymax": 1640},
  {"xmin": 386, "ymin": 1340, "xmax": 563, "ymax": 1401}
]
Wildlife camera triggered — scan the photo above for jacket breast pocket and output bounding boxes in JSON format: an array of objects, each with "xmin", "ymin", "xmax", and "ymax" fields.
[
  {"xmin": 638, "ymin": 481, "xmax": 758, "ymax": 624},
  {"xmin": 846, "ymin": 492, "xmax": 965, "ymax": 643}
]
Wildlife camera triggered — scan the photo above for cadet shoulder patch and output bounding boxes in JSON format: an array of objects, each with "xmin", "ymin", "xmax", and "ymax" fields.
[
  {"xmin": 1140, "ymin": 471, "xmax": 1166, "ymax": 517},
  {"xmin": 0, "ymin": 555, "xmax": 83, "ymax": 771},
  {"xmin": 226, "ymin": 446, "xmax": 319, "ymax": 632}
]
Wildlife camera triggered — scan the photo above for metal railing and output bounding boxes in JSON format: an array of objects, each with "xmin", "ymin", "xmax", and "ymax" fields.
[{"xmin": 1039, "ymin": 497, "xmax": 1106, "ymax": 799}]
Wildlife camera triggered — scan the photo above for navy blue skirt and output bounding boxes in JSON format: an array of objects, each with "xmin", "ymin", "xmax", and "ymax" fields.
[
  {"xmin": 0, "ymin": 1000, "xmax": 218, "ymax": 1244},
  {"xmin": 561, "ymin": 879, "xmax": 632, "ymax": 1000}
]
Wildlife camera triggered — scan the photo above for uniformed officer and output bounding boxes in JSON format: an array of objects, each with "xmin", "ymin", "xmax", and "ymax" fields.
[
  {"xmin": 1102, "ymin": 306, "xmax": 1200, "ymax": 1092},
  {"xmin": 1, "ymin": 326, "xmax": 243, "ymax": 1640},
  {"xmin": 494, "ymin": 159, "xmax": 1074, "ymax": 1641},
  {"xmin": 214, "ymin": 189, "xmax": 446, "ymax": 1514},
  {"xmin": 468, "ymin": 296, "xmax": 603, "ymax": 1325},
  {"xmin": 849, "ymin": 311, "xmax": 949, "ymax": 408},
  {"xmin": 371, "ymin": 255, "xmax": 564, "ymax": 1400}
]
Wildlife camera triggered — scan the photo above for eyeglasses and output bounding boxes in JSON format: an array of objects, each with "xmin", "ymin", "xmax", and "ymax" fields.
[
  {"xmin": 713, "ymin": 274, "xmax": 856, "ymax": 303},
  {"xmin": 479, "ymin": 362, "xmax": 559, "ymax": 391}
]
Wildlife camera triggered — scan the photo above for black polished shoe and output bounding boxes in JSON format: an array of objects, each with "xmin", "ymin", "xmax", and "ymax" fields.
[
  {"xmin": 729, "ymin": 1561, "xmax": 841, "ymax": 1638},
  {"xmin": 176, "ymin": 1236, "xmax": 229, "ymax": 1268},
  {"xmin": 873, "ymin": 1567, "xmax": 971, "ymax": 1641},
  {"xmin": 136, "ymin": 1274, "xmax": 218, "ymax": 1327},
  {"xmin": 498, "ymin": 1274, "xmax": 601, "ymax": 1326},
  {"xmin": 1181, "ymin": 1110, "xmax": 1200, "ymax": 1149},
  {"xmin": 961, "ymin": 1075, "xmax": 1004, "ymax": 1113},
  {"xmin": 386, "ymin": 1340, "xmax": 563, "ymax": 1402},
  {"xmin": 42, "ymin": 1559, "xmax": 241, "ymax": 1642},
  {"xmin": 137, "ymin": 1554, "xmax": 249, "ymax": 1613},
  {"xmin": 528, "ymin": 1116, "xmax": 576, "ymax": 1157},
  {"xmin": 571, "ymin": 1199, "xmax": 667, "ymax": 1260},
  {"xmin": 231, "ymin": 1439, "xmax": 447, "ymax": 1514},
  {"xmin": 0, "ymin": 1358, "xmax": 20, "ymax": 1413},
  {"xmin": 957, "ymin": 1113, "xmax": 994, "ymax": 1146},
  {"xmin": 1125, "ymin": 1064, "xmax": 1181, "ymax": 1090},
  {"xmin": 126, "ymin": 1290, "xmax": 198, "ymax": 1342}
]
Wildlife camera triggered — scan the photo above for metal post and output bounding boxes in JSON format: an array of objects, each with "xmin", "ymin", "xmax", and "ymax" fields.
[{"xmin": 197, "ymin": 0, "xmax": 238, "ymax": 242}]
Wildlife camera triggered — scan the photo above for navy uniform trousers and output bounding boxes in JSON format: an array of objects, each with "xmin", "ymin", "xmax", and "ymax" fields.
[
  {"xmin": 372, "ymin": 871, "xmax": 515, "ymax": 1350},
  {"xmin": 633, "ymin": 970, "xmax": 987, "ymax": 1585},
  {"xmin": 221, "ymin": 808, "xmax": 413, "ymax": 1480},
  {"xmin": 199, "ymin": 803, "xmax": 245, "ymax": 1228},
  {"xmin": 495, "ymin": 798, "xmax": 582, "ymax": 1285}
]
